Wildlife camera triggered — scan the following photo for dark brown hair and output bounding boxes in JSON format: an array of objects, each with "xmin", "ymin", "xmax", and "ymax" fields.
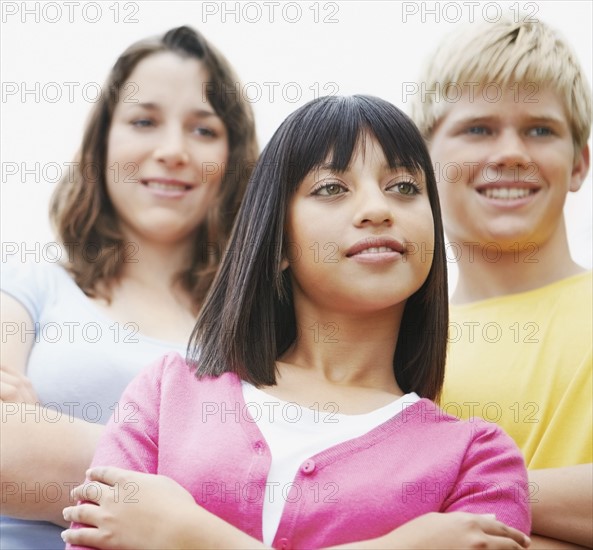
[
  {"xmin": 190, "ymin": 95, "xmax": 448, "ymax": 402},
  {"xmin": 50, "ymin": 26, "xmax": 258, "ymax": 310}
]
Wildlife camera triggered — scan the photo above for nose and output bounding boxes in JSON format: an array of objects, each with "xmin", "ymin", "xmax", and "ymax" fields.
[
  {"xmin": 353, "ymin": 183, "xmax": 394, "ymax": 227},
  {"xmin": 489, "ymin": 129, "xmax": 531, "ymax": 168},
  {"xmin": 153, "ymin": 125, "xmax": 190, "ymax": 169}
]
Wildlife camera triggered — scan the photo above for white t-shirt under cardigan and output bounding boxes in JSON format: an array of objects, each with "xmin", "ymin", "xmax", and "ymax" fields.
[{"xmin": 242, "ymin": 381, "xmax": 420, "ymax": 545}]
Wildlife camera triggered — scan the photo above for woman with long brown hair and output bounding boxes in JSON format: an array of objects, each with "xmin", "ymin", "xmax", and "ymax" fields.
[{"xmin": 0, "ymin": 25, "xmax": 257, "ymax": 549}]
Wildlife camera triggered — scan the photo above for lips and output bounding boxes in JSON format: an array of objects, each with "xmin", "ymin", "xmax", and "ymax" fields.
[
  {"xmin": 140, "ymin": 178, "xmax": 194, "ymax": 191},
  {"xmin": 481, "ymin": 188, "xmax": 534, "ymax": 199},
  {"xmin": 474, "ymin": 182, "xmax": 540, "ymax": 201},
  {"xmin": 346, "ymin": 236, "xmax": 406, "ymax": 258}
]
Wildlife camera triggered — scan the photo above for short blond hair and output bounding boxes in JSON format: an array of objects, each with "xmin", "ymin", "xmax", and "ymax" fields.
[{"xmin": 411, "ymin": 16, "xmax": 592, "ymax": 151}]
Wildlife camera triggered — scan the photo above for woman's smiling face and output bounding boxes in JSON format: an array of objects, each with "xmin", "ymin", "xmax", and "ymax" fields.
[{"xmin": 106, "ymin": 51, "xmax": 229, "ymax": 246}]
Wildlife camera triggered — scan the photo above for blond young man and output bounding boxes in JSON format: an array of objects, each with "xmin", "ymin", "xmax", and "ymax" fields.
[{"xmin": 412, "ymin": 17, "xmax": 592, "ymax": 549}]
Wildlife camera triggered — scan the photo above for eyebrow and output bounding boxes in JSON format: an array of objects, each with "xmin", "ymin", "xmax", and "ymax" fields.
[
  {"xmin": 130, "ymin": 102, "xmax": 218, "ymax": 118},
  {"xmin": 524, "ymin": 115, "xmax": 566, "ymax": 126},
  {"xmin": 452, "ymin": 114, "xmax": 566, "ymax": 126},
  {"xmin": 317, "ymin": 162, "xmax": 341, "ymax": 172},
  {"xmin": 315, "ymin": 162, "xmax": 409, "ymax": 172},
  {"xmin": 450, "ymin": 115, "xmax": 495, "ymax": 126},
  {"xmin": 316, "ymin": 161, "xmax": 416, "ymax": 173}
]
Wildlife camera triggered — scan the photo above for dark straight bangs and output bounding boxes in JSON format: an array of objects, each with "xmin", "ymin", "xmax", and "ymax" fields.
[
  {"xmin": 188, "ymin": 95, "xmax": 448, "ymax": 400},
  {"xmin": 279, "ymin": 95, "xmax": 430, "ymax": 196}
]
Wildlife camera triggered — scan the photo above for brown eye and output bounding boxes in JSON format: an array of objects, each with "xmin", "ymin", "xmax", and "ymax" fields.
[
  {"xmin": 398, "ymin": 183, "xmax": 414, "ymax": 195},
  {"xmin": 392, "ymin": 182, "xmax": 419, "ymax": 196},
  {"xmin": 325, "ymin": 184, "xmax": 342, "ymax": 195},
  {"xmin": 314, "ymin": 182, "xmax": 347, "ymax": 196}
]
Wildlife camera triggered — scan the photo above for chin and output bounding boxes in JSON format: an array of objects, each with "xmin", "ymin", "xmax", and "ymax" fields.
[
  {"xmin": 483, "ymin": 228, "xmax": 539, "ymax": 249},
  {"xmin": 143, "ymin": 227, "xmax": 197, "ymax": 246},
  {"xmin": 338, "ymin": 291, "xmax": 412, "ymax": 314}
]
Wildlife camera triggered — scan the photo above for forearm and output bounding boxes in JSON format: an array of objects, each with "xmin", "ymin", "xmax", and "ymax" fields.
[
  {"xmin": 327, "ymin": 513, "xmax": 531, "ymax": 550},
  {"xmin": 529, "ymin": 534, "xmax": 590, "ymax": 549},
  {"xmin": 529, "ymin": 465, "xmax": 593, "ymax": 548},
  {"xmin": 1, "ymin": 402, "xmax": 103, "ymax": 526}
]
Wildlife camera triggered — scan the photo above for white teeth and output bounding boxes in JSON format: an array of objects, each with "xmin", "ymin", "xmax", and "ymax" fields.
[
  {"xmin": 482, "ymin": 188, "xmax": 533, "ymax": 199},
  {"xmin": 358, "ymin": 246, "xmax": 392, "ymax": 255},
  {"xmin": 145, "ymin": 181, "xmax": 188, "ymax": 191}
]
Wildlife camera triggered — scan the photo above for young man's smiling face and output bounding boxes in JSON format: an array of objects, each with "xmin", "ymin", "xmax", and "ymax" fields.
[{"xmin": 428, "ymin": 85, "xmax": 590, "ymax": 252}]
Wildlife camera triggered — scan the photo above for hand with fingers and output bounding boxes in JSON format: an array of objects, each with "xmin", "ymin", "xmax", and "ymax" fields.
[
  {"xmin": 0, "ymin": 364, "xmax": 39, "ymax": 404},
  {"xmin": 378, "ymin": 511, "xmax": 531, "ymax": 550},
  {"xmin": 61, "ymin": 467, "xmax": 198, "ymax": 550}
]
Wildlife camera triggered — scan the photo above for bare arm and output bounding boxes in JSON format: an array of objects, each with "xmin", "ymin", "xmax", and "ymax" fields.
[
  {"xmin": 529, "ymin": 534, "xmax": 589, "ymax": 549},
  {"xmin": 329, "ymin": 513, "xmax": 530, "ymax": 549},
  {"xmin": 0, "ymin": 292, "xmax": 104, "ymax": 526},
  {"xmin": 529, "ymin": 465, "xmax": 593, "ymax": 548},
  {"xmin": 1, "ymin": 292, "xmax": 34, "ymax": 380},
  {"xmin": 1, "ymin": 403, "xmax": 104, "ymax": 526}
]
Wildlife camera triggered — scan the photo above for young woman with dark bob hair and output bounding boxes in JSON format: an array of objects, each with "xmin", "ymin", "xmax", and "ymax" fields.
[
  {"xmin": 64, "ymin": 95, "xmax": 530, "ymax": 550},
  {"xmin": 0, "ymin": 26, "xmax": 257, "ymax": 549}
]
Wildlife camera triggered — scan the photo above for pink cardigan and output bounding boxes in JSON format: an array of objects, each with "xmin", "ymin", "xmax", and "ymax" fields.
[{"xmin": 70, "ymin": 352, "xmax": 531, "ymax": 549}]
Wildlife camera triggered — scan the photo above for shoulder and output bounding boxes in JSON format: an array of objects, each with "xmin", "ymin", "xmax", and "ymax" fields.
[
  {"xmin": 464, "ymin": 416, "xmax": 522, "ymax": 456},
  {"xmin": 537, "ymin": 270, "xmax": 592, "ymax": 302},
  {"xmin": 2, "ymin": 257, "xmax": 66, "ymax": 280},
  {"xmin": 451, "ymin": 413, "xmax": 526, "ymax": 473},
  {"xmin": 1, "ymin": 259, "xmax": 75, "ymax": 292},
  {"xmin": 146, "ymin": 352, "xmax": 242, "ymax": 399},
  {"xmin": 404, "ymin": 399, "xmax": 521, "ymax": 452},
  {"xmin": 1, "ymin": 260, "xmax": 76, "ymax": 317},
  {"xmin": 560, "ymin": 271, "xmax": 592, "ymax": 300},
  {"xmin": 453, "ymin": 270, "xmax": 592, "ymax": 310}
]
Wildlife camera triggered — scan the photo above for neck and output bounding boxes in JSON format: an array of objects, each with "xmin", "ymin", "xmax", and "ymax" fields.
[
  {"xmin": 118, "ymin": 232, "xmax": 195, "ymax": 295},
  {"xmin": 452, "ymin": 222, "xmax": 584, "ymax": 305},
  {"xmin": 280, "ymin": 300, "xmax": 404, "ymax": 393}
]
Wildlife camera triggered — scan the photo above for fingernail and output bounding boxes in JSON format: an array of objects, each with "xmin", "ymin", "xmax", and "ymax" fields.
[
  {"xmin": 63, "ymin": 507, "xmax": 71, "ymax": 520},
  {"xmin": 61, "ymin": 530, "xmax": 68, "ymax": 541}
]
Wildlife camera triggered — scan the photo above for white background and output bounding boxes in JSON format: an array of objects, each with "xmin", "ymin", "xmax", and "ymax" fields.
[{"xmin": 1, "ymin": 0, "xmax": 591, "ymax": 293}]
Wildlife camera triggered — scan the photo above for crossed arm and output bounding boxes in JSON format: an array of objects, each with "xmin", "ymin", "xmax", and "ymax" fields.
[
  {"xmin": 529, "ymin": 465, "xmax": 593, "ymax": 548},
  {"xmin": 0, "ymin": 292, "xmax": 104, "ymax": 527},
  {"xmin": 62, "ymin": 465, "xmax": 593, "ymax": 549},
  {"xmin": 61, "ymin": 467, "xmax": 530, "ymax": 550}
]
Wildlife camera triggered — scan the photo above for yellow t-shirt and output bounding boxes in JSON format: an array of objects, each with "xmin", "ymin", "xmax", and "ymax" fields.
[{"xmin": 441, "ymin": 271, "xmax": 592, "ymax": 469}]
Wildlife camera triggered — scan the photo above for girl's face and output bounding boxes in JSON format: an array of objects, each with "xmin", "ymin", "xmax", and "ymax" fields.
[
  {"xmin": 106, "ymin": 52, "xmax": 229, "ymax": 246},
  {"xmin": 284, "ymin": 135, "xmax": 435, "ymax": 315}
]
